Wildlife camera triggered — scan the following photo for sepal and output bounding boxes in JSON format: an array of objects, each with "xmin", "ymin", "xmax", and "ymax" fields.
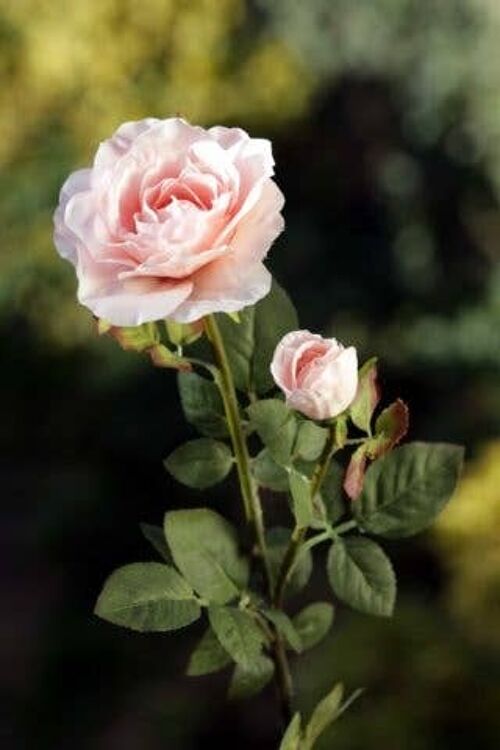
[
  {"xmin": 165, "ymin": 319, "xmax": 203, "ymax": 347},
  {"xmin": 349, "ymin": 358, "xmax": 380, "ymax": 433}
]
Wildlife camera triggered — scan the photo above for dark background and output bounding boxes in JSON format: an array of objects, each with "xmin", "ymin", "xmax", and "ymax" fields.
[{"xmin": 2, "ymin": 1, "xmax": 500, "ymax": 748}]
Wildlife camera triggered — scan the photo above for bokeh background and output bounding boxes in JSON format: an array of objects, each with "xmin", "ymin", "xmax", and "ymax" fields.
[{"xmin": 2, "ymin": 1, "xmax": 500, "ymax": 748}]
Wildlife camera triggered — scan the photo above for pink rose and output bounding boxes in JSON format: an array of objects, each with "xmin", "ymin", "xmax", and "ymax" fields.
[
  {"xmin": 270, "ymin": 330, "xmax": 358, "ymax": 420},
  {"xmin": 53, "ymin": 118, "xmax": 284, "ymax": 326}
]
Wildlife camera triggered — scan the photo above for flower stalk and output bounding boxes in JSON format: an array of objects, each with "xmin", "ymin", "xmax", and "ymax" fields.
[{"xmin": 204, "ymin": 313, "xmax": 294, "ymax": 727}]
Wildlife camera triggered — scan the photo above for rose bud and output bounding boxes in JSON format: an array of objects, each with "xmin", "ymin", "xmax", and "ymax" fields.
[
  {"xmin": 54, "ymin": 118, "xmax": 284, "ymax": 326},
  {"xmin": 270, "ymin": 330, "xmax": 358, "ymax": 421}
]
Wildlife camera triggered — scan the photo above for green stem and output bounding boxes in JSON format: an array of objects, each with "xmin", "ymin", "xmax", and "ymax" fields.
[
  {"xmin": 333, "ymin": 519, "xmax": 357, "ymax": 536},
  {"xmin": 301, "ymin": 519, "xmax": 358, "ymax": 556},
  {"xmin": 204, "ymin": 314, "xmax": 293, "ymax": 727},
  {"xmin": 301, "ymin": 529, "xmax": 332, "ymax": 554},
  {"xmin": 274, "ymin": 421, "xmax": 341, "ymax": 608},
  {"xmin": 273, "ymin": 635, "xmax": 294, "ymax": 726},
  {"xmin": 204, "ymin": 315, "xmax": 254, "ymax": 523}
]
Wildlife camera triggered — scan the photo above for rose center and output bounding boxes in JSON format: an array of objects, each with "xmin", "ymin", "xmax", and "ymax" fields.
[{"xmin": 295, "ymin": 343, "xmax": 329, "ymax": 381}]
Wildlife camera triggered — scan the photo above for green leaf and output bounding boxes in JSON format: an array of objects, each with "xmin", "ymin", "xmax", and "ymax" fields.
[
  {"xmin": 139, "ymin": 523, "xmax": 172, "ymax": 563},
  {"xmin": 263, "ymin": 609, "xmax": 302, "ymax": 653},
  {"xmin": 252, "ymin": 448, "xmax": 289, "ymax": 491},
  {"xmin": 354, "ymin": 442, "xmax": 464, "ymax": 538},
  {"xmin": 164, "ymin": 438, "xmax": 233, "ymax": 489},
  {"xmin": 212, "ymin": 309, "xmax": 254, "ymax": 393},
  {"xmin": 268, "ymin": 527, "xmax": 313, "ymax": 597},
  {"xmin": 177, "ymin": 371, "xmax": 228, "ymax": 438},
  {"xmin": 294, "ymin": 421, "xmax": 328, "ymax": 461},
  {"xmin": 208, "ymin": 606, "xmax": 264, "ymax": 670},
  {"xmin": 349, "ymin": 357, "xmax": 379, "ymax": 433},
  {"xmin": 327, "ymin": 537, "xmax": 396, "ymax": 617},
  {"xmin": 216, "ymin": 279, "xmax": 298, "ymax": 394},
  {"xmin": 187, "ymin": 627, "xmax": 232, "ymax": 676},
  {"xmin": 321, "ymin": 461, "xmax": 347, "ymax": 524},
  {"xmin": 293, "ymin": 602, "xmax": 334, "ymax": 650},
  {"xmin": 279, "ymin": 713, "xmax": 302, "ymax": 750},
  {"xmin": 289, "ymin": 469, "xmax": 313, "ymax": 527},
  {"xmin": 94, "ymin": 562, "xmax": 201, "ymax": 632},
  {"xmin": 228, "ymin": 653, "xmax": 274, "ymax": 699},
  {"xmin": 304, "ymin": 682, "xmax": 344, "ymax": 749},
  {"xmin": 247, "ymin": 399, "xmax": 297, "ymax": 466},
  {"xmin": 164, "ymin": 509, "xmax": 249, "ymax": 603}
]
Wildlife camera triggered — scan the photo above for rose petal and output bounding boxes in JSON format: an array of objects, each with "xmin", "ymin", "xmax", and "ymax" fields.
[
  {"xmin": 53, "ymin": 169, "xmax": 92, "ymax": 261},
  {"xmin": 172, "ymin": 261, "xmax": 271, "ymax": 323},
  {"xmin": 75, "ymin": 247, "xmax": 193, "ymax": 326}
]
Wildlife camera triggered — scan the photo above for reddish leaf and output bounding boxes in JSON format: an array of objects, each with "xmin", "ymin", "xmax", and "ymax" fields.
[
  {"xmin": 373, "ymin": 399, "xmax": 409, "ymax": 457},
  {"xmin": 344, "ymin": 445, "xmax": 369, "ymax": 500},
  {"xmin": 345, "ymin": 400, "xmax": 409, "ymax": 500}
]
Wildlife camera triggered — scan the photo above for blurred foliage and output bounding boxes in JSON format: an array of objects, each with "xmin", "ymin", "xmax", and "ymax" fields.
[
  {"xmin": 2, "ymin": 1, "xmax": 500, "ymax": 748},
  {"xmin": 294, "ymin": 599, "xmax": 500, "ymax": 750},
  {"xmin": 435, "ymin": 440, "xmax": 500, "ymax": 649},
  {"xmin": 264, "ymin": 0, "xmax": 500, "ymax": 183}
]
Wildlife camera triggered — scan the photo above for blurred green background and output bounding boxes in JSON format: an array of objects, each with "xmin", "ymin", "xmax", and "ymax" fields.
[{"xmin": 2, "ymin": 1, "xmax": 500, "ymax": 748}]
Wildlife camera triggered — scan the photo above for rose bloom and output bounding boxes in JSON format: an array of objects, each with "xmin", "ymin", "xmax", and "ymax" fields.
[
  {"xmin": 54, "ymin": 118, "xmax": 284, "ymax": 326},
  {"xmin": 271, "ymin": 331, "xmax": 358, "ymax": 420}
]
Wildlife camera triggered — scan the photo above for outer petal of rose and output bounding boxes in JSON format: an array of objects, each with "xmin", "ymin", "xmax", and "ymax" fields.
[
  {"xmin": 93, "ymin": 118, "xmax": 161, "ymax": 173},
  {"xmin": 63, "ymin": 188, "xmax": 101, "ymax": 254},
  {"xmin": 53, "ymin": 168, "xmax": 92, "ymax": 262},
  {"xmin": 270, "ymin": 331, "xmax": 318, "ymax": 395},
  {"xmin": 334, "ymin": 346, "xmax": 359, "ymax": 410},
  {"xmin": 208, "ymin": 125, "xmax": 250, "ymax": 152},
  {"xmin": 217, "ymin": 149, "xmax": 279, "ymax": 243},
  {"xmin": 286, "ymin": 388, "xmax": 332, "ymax": 421},
  {"xmin": 276, "ymin": 330, "xmax": 319, "ymax": 352},
  {"xmin": 270, "ymin": 342, "xmax": 297, "ymax": 395},
  {"xmin": 307, "ymin": 347, "xmax": 359, "ymax": 414},
  {"xmin": 172, "ymin": 260, "xmax": 271, "ymax": 323},
  {"xmin": 75, "ymin": 248, "xmax": 193, "ymax": 326},
  {"xmin": 227, "ymin": 180, "xmax": 285, "ymax": 265},
  {"xmin": 234, "ymin": 137, "xmax": 274, "ymax": 181}
]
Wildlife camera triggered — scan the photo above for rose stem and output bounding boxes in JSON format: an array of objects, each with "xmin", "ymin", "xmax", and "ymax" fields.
[
  {"xmin": 204, "ymin": 313, "xmax": 293, "ymax": 728},
  {"xmin": 274, "ymin": 422, "xmax": 340, "ymax": 609}
]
